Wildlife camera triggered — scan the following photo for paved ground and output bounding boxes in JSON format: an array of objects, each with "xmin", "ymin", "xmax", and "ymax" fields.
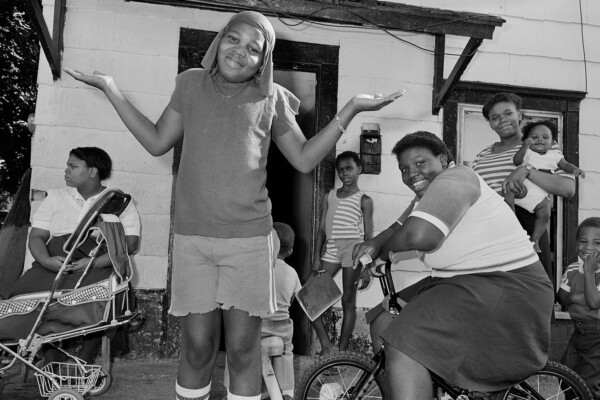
[{"xmin": 1, "ymin": 352, "xmax": 314, "ymax": 400}]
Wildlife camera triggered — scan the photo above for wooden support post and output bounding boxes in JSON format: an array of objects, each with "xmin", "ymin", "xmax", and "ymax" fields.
[
  {"xmin": 432, "ymin": 37, "xmax": 483, "ymax": 114},
  {"xmin": 24, "ymin": 0, "xmax": 66, "ymax": 80},
  {"xmin": 432, "ymin": 34, "xmax": 445, "ymax": 115}
]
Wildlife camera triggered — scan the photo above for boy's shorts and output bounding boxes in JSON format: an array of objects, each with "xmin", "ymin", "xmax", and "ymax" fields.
[
  {"xmin": 169, "ymin": 231, "xmax": 279, "ymax": 318},
  {"xmin": 515, "ymin": 179, "xmax": 550, "ymax": 213},
  {"xmin": 321, "ymin": 238, "xmax": 361, "ymax": 268}
]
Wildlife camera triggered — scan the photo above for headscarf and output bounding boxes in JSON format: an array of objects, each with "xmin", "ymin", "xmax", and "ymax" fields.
[{"xmin": 201, "ymin": 11, "xmax": 276, "ymax": 96}]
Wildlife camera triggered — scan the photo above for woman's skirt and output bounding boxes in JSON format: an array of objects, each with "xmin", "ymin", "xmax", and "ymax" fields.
[{"xmin": 381, "ymin": 262, "xmax": 554, "ymax": 392}]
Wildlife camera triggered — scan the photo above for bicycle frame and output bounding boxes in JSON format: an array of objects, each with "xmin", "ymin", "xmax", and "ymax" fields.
[{"xmin": 373, "ymin": 260, "xmax": 497, "ymax": 399}]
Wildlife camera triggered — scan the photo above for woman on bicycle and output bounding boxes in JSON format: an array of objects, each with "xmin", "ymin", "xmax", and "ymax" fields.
[{"xmin": 353, "ymin": 131, "xmax": 554, "ymax": 400}]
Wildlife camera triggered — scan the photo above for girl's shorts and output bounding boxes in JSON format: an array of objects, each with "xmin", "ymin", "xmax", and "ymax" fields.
[
  {"xmin": 169, "ymin": 231, "xmax": 279, "ymax": 318},
  {"xmin": 321, "ymin": 238, "xmax": 360, "ymax": 268}
]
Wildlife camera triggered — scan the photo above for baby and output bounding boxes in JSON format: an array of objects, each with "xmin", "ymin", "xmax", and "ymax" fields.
[{"xmin": 509, "ymin": 120, "xmax": 584, "ymax": 252}]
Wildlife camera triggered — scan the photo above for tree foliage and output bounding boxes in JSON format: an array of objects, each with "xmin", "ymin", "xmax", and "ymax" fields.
[{"xmin": 0, "ymin": 0, "xmax": 39, "ymax": 199}]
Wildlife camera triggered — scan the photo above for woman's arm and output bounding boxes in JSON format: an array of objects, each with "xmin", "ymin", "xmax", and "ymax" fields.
[
  {"xmin": 28, "ymin": 228, "xmax": 64, "ymax": 272},
  {"xmin": 503, "ymin": 165, "xmax": 576, "ymax": 198},
  {"xmin": 352, "ymin": 201, "xmax": 415, "ymax": 264},
  {"xmin": 64, "ymin": 69, "xmax": 183, "ymax": 156},
  {"xmin": 380, "ymin": 216, "xmax": 445, "ymax": 256},
  {"xmin": 68, "ymin": 235, "xmax": 140, "ymax": 271},
  {"xmin": 274, "ymin": 91, "xmax": 404, "ymax": 173}
]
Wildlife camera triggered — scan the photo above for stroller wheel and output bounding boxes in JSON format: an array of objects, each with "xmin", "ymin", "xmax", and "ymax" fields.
[
  {"xmin": 48, "ymin": 388, "xmax": 85, "ymax": 400},
  {"xmin": 88, "ymin": 367, "xmax": 112, "ymax": 396}
]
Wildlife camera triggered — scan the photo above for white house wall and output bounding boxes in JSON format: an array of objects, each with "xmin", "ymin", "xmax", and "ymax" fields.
[{"xmin": 30, "ymin": 0, "xmax": 600, "ymax": 303}]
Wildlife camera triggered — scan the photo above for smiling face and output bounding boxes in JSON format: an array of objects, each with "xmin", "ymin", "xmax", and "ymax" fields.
[
  {"xmin": 336, "ymin": 158, "xmax": 361, "ymax": 187},
  {"xmin": 398, "ymin": 147, "xmax": 446, "ymax": 198},
  {"xmin": 487, "ymin": 101, "xmax": 522, "ymax": 140},
  {"xmin": 577, "ymin": 226, "xmax": 600, "ymax": 264},
  {"xmin": 525, "ymin": 125, "xmax": 553, "ymax": 155},
  {"xmin": 64, "ymin": 154, "xmax": 94, "ymax": 188},
  {"xmin": 217, "ymin": 22, "xmax": 265, "ymax": 83}
]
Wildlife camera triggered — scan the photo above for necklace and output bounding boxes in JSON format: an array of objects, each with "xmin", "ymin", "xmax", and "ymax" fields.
[{"xmin": 214, "ymin": 79, "xmax": 246, "ymax": 99}]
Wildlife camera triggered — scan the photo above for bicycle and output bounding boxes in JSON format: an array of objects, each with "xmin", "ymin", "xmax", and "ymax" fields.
[{"xmin": 295, "ymin": 259, "xmax": 593, "ymax": 400}]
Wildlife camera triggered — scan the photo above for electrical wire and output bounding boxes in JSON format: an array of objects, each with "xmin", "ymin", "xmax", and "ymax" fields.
[
  {"xmin": 577, "ymin": 0, "xmax": 588, "ymax": 93},
  {"xmin": 255, "ymin": 0, "xmax": 486, "ymax": 57}
]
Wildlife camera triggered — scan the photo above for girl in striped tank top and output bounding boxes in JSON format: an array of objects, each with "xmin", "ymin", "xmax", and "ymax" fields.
[{"xmin": 311, "ymin": 151, "xmax": 374, "ymax": 355}]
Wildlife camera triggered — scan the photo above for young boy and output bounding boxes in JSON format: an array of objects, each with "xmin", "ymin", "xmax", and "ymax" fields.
[
  {"xmin": 311, "ymin": 151, "xmax": 373, "ymax": 355},
  {"xmin": 263, "ymin": 222, "xmax": 301, "ymax": 400},
  {"xmin": 558, "ymin": 217, "xmax": 600, "ymax": 400},
  {"xmin": 510, "ymin": 120, "xmax": 585, "ymax": 252}
]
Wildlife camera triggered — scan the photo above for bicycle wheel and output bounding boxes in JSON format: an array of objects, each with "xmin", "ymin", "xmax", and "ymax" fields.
[
  {"xmin": 503, "ymin": 360, "xmax": 593, "ymax": 400},
  {"xmin": 295, "ymin": 351, "xmax": 389, "ymax": 400}
]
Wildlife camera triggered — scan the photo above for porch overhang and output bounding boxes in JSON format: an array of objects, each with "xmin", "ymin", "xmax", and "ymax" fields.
[
  {"xmin": 27, "ymin": 0, "xmax": 505, "ymax": 114},
  {"xmin": 130, "ymin": 0, "xmax": 505, "ymax": 115}
]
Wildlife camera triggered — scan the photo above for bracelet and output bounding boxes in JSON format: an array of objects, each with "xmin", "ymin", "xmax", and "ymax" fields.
[{"xmin": 335, "ymin": 114, "xmax": 347, "ymax": 135}]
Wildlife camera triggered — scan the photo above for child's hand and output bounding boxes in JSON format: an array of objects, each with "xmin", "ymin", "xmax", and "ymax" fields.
[
  {"xmin": 64, "ymin": 68, "xmax": 115, "ymax": 92},
  {"xmin": 523, "ymin": 138, "xmax": 535, "ymax": 148},
  {"xmin": 573, "ymin": 168, "xmax": 586, "ymax": 179},
  {"xmin": 351, "ymin": 90, "xmax": 406, "ymax": 113},
  {"xmin": 583, "ymin": 250, "xmax": 600, "ymax": 274},
  {"xmin": 311, "ymin": 260, "xmax": 324, "ymax": 275}
]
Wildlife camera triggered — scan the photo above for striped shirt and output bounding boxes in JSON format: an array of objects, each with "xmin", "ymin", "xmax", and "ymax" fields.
[
  {"xmin": 325, "ymin": 190, "xmax": 365, "ymax": 240},
  {"xmin": 473, "ymin": 143, "xmax": 573, "ymax": 195},
  {"xmin": 560, "ymin": 261, "xmax": 600, "ymax": 294}
]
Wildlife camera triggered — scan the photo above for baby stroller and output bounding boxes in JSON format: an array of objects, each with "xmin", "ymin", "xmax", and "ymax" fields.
[{"xmin": 0, "ymin": 189, "xmax": 139, "ymax": 399}]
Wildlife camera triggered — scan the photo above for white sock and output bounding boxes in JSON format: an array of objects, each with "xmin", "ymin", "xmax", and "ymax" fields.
[
  {"xmin": 227, "ymin": 390, "xmax": 261, "ymax": 400},
  {"xmin": 175, "ymin": 380, "xmax": 211, "ymax": 400}
]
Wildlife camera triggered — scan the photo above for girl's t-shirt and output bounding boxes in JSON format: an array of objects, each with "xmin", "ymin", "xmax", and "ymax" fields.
[
  {"xmin": 409, "ymin": 165, "xmax": 537, "ymax": 277},
  {"xmin": 168, "ymin": 69, "xmax": 300, "ymax": 238}
]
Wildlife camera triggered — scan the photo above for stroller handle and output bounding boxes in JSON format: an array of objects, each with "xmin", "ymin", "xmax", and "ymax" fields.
[{"xmin": 64, "ymin": 189, "xmax": 131, "ymax": 253}]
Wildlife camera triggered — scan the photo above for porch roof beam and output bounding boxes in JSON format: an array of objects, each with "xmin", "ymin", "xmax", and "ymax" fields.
[
  {"xmin": 432, "ymin": 37, "xmax": 484, "ymax": 115},
  {"xmin": 128, "ymin": 0, "xmax": 504, "ymax": 40}
]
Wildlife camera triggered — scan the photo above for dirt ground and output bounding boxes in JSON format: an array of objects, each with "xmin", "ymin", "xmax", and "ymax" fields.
[{"xmin": 1, "ymin": 352, "xmax": 313, "ymax": 400}]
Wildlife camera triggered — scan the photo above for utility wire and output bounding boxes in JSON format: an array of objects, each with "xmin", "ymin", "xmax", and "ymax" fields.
[{"xmin": 256, "ymin": 0, "xmax": 484, "ymax": 57}]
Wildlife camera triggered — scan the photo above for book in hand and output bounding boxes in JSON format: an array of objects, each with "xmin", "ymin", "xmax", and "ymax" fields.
[{"xmin": 296, "ymin": 271, "xmax": 342, "ymax": 321}]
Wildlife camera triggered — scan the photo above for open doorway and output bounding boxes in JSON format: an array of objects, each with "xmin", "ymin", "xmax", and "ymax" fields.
[{"xmin": 175, "ymin": 29, "xmax": 339, "ymax": 355}]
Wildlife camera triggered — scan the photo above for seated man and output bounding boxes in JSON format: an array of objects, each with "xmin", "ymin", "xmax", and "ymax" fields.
[{"xmin": 10, "ymin": 147, "xmax": 140, "ymax": 364}]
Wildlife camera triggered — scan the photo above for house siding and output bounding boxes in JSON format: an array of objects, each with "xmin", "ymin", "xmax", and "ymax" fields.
[{"xmin": 28, "ymin": 0, "xmax": 600, "ymax": 354}]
